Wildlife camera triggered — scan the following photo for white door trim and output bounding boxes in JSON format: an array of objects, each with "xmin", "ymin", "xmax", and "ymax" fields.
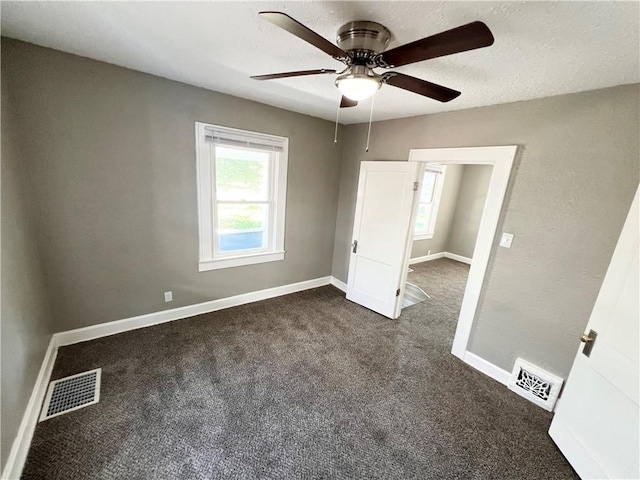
[{"xmin": 409, "ymin": 146, "xmax": 517, "ymax": 359}]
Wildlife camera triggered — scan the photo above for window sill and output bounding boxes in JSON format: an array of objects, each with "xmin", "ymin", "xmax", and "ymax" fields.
[
  {"xmin": 414, "ymin": 233, "xmax": 434, "ymax": 241},
  {"xmin": 199, "ymin": 251, "xmax": 285, "ymax": 272}
]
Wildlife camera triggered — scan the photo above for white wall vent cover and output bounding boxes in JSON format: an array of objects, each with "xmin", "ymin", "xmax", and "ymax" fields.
[
  {"xmin": 508, "ymin": 359, "xmax": 563, "ymax": 411},
  {"xmin": 39, "ymin": 368, "xmax": 101, "ymax": 421}
]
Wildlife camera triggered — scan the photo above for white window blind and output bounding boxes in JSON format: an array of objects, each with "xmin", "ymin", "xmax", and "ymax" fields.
[{"xmin": 204, "ymin": 126, "xmax": 285, "ymax": 151}]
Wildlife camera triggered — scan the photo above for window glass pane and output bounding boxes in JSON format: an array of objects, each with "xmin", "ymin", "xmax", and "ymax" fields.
[
  {"xmin": 420, "ymin": 172, "xmax": 437, "ymax": 203},
  {"xmin": 215, "ymin": 146, "xmax": 270, "ymax": 201},
  {"xmin": 217, "ymin": 203, "xmax": 268, "ymax": 252},
  {"xmin": 415, "ymin": 203, "xmax": 431, "ymax": 232}
]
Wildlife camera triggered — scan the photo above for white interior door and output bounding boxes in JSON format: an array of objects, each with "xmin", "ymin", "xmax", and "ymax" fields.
[
  {"xmin": 549, "ymin": 186, "xmax": 639, "ymax": 479},
  {"xmin": 346, "ymin": 161, "xmax": 420, "ymax": 319}
]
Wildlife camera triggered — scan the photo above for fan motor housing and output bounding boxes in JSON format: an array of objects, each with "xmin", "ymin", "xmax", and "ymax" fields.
[{"xmin": 336, "ymin": 21, "xmax": 391, "ymax": 56}]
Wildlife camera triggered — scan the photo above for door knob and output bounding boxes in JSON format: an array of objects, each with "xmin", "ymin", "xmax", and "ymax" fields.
[
  {"xmin": 580, "ymin": 333, "xmax": 595, "ymax": 343},
  {"xmin": 579, "ymin": 329, "xmax": 598, "ymax": 357}
]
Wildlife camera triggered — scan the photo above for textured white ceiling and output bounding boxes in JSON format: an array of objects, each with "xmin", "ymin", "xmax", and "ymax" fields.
[{"xmin": 2, "ymin": 1, "xmax": 639, "ymax": 124}]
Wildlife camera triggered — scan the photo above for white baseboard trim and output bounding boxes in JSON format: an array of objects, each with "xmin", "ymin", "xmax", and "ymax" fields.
[
  {"xmin": 409, "ymin": 252, "xmax": 472, "ymax": 266},
  {"xmin": 3, "ymin": 275, "xmax": 336, "ymax": 478},
  {"xmin": 409, "ymin": 252, "xmax": 445, "ymax": 265},
  {"xmin": 462, "ymin": 351, "xmax": 510, "ymax": 386},
  {"xmin": 54, "ymin": 276, "xmax": 332, "ymax": 347},
  {"xmin": 329, "ymin": 276, "xmax": 347, "ymax": 292},
  {"xmin": 444, "ymin": 252, "xmax": 473, "ymax": 265},
  {"xmin": 1, "ymin": 336, "xmax": 58, "ymax": 480}
]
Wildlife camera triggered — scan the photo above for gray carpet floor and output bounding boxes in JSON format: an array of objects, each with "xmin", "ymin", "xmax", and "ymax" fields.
[{"xmin": 22, "ymin": 259, "xmax": 577, "ymax": 479}]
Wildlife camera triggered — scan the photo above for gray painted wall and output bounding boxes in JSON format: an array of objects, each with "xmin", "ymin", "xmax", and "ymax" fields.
[
  {"xmin": 332, "ymin": 84, "xmax": 639, "ymax": 378},
  {"xmin": 411, "ymin": 164, "xmax": 492, "ymax": 259},
  {"xmin": 447, "ymin": 165, "xmax": 493, "ymax": 259},
  {"xmin": 2, "ymin": 39, "xmax": 343, "ymax": 332},
  {"xmin": 1, "ymin": 75, "xmax": 54, "ymax": 469},
  {"xmin": 410, "ymin": 164, "xmax": 463, "ymax": 258}
]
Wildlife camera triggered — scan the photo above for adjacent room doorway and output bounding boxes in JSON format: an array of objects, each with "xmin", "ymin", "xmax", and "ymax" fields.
[{"xmin": 346, "ymin": 146, "xmax": 517, "ymax": 360}]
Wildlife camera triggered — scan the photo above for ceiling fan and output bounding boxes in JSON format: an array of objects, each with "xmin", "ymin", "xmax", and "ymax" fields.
[{"xmin": 251, "ymin": 12, "xmax": 495, "ymax": 107}]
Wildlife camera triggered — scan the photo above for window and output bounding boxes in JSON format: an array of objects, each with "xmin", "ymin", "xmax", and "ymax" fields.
[
  {"xmin": 195, "ymin": 122, "xmax": 288, "ymax": 271},
  {"xmin": 414, "ymin": 164, "xmax": 446, "ymax": 240}
]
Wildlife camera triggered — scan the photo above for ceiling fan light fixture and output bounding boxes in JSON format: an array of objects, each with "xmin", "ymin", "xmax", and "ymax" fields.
[
  {"xmin": 255, "ymin": 13, "xmax": 495, "ymax": 106},
  {"xmin": 335, "ymin": 66, "xmax": 381, "ymax": 101}
]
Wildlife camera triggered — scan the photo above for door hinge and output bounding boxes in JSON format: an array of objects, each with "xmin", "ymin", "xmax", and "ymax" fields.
[
  {"xmin": 352, "ymin": 240, "xmax": 358, "ymax": 254},
  {"xmin": 413, "ymin": 181, "xmax": 419, "ymax": 191},
  {"xmin": 396, "ymin": 288, "xmax": 401, "ymax": 297}
]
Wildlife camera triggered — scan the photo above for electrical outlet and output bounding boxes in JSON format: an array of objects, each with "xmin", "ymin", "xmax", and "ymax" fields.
[
  {"xmin": 427, "ymin": 250, "xmax": 431, "ymax": 256},
  {"xmin": 500, "ymin": 232, "xmax": 514, "ymax": 248},
  {"xmin": 164, "ymin": 291, "xmax": 173, "ymax": 302}
]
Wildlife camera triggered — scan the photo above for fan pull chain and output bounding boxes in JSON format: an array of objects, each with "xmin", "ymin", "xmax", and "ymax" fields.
[
  {"xmin": 334, "ymin": 98, "xmax": 341, "ymax": 144},
  {"xmin": 365, "ymin": 94, "xmax": 376, "ymax": 152}
]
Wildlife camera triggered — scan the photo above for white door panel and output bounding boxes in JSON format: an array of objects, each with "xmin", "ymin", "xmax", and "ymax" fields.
[
  {"xmin": 549, "ymin": 185, "xmax": 639, "ymax": 479},
  {"xmin": 352, "ymin": 256, "xmax": 396, "ymax": 298},
  {"xmin": 589, "ymin": 251, "xmax": 639, "ymax": 404},
  {"xmin": 357, "ymin": 171, "xmax": 414, "ymax": 262},
  {"xmin": 551, "ymin": 366, "xmax": 638, "ymax": 479},
  {"xmin": 350, "ymin": 256, "xmax": 400, "ymax": 315},
  {"xmin": 346, "ymin": 161, "xmax": 420, "ymax": 319}
]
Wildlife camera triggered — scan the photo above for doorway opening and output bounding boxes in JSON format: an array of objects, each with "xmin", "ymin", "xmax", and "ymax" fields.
[
  {"xmin": 344, "ymin": 146, "xmax": 516, "ymax": 363},
  {"xmin": 407, "ymin": 147, "xmax": 517, "ymax": 360},
  {"xmin": 402, "ymin": 162, "xmax": 493, "ymax": 312}
]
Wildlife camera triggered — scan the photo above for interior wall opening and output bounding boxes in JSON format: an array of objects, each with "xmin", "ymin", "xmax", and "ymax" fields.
[
  {"xmin": 406, "ymin": 147, "xmax": 517, "ymax": 361},
  {"xmin": 402, "ymin": 162, "xmax": 494, "ymax": 321}
]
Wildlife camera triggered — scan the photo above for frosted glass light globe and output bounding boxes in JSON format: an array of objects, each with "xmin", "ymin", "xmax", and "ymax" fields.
[{"xmin": 337, "ymin": 76, "xmax": 381, "ymax": 101}]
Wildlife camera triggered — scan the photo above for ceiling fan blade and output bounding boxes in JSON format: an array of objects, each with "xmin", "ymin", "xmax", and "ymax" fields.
[
  {"xmin": 340, "ymin": 96, "xmax": 358, "ymax": 108},
  {"xmin": 382, "ymin": 72, "xmax": 461, "ymax": 102},
  {"xmin": 251, "ymin": 69, "xmax": 337, "ymax": 81},
  {"xmin": 259, "ymin": 11, "xmax": 348, "ymax": 61},
  {"xmin": 376, "ymin": 21, "xmax": 494, "ymax": 68}
]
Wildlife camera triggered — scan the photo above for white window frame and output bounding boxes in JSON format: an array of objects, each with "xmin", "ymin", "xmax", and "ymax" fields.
[
  {"xmin": 414, "ymin": 164, "xmax": 447, "ymax": 240},
  {"xmin": 195, "ymin": 122, "xmax": 288, "ymax": 271}
]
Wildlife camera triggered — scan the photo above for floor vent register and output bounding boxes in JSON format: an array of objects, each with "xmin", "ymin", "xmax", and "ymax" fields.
[
  {"xmin": 508, "ymin": 359, "xmax": 563, "ymax": 411},
  {"xmin": 39, "ymin": 368, "xmax": 101, "ymax": 421}
]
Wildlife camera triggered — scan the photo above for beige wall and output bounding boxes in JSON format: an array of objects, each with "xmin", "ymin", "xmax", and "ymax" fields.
[
  {"xmin": 1, "ymin": 75, "xmax": 54, "ymax": 469},
  {"xmin": 411, "ymin": 164, "xmax": 463, "ymax": 258},
  {"xmin": 332, "ymin": 84, "xmax": 639, "ymax": 378},
  {"xmin": 447, "ymin": 165, "xmax": 493, "ymax": 259},
  {"xmin": 1, "ymin": 39, "xmax": 343, "ymax": 332}
]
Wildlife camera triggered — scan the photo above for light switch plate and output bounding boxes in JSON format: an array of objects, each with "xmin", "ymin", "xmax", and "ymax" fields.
[{"xmin": 500, "ymin": 232, "xmax": 514, "ymax": 248}]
